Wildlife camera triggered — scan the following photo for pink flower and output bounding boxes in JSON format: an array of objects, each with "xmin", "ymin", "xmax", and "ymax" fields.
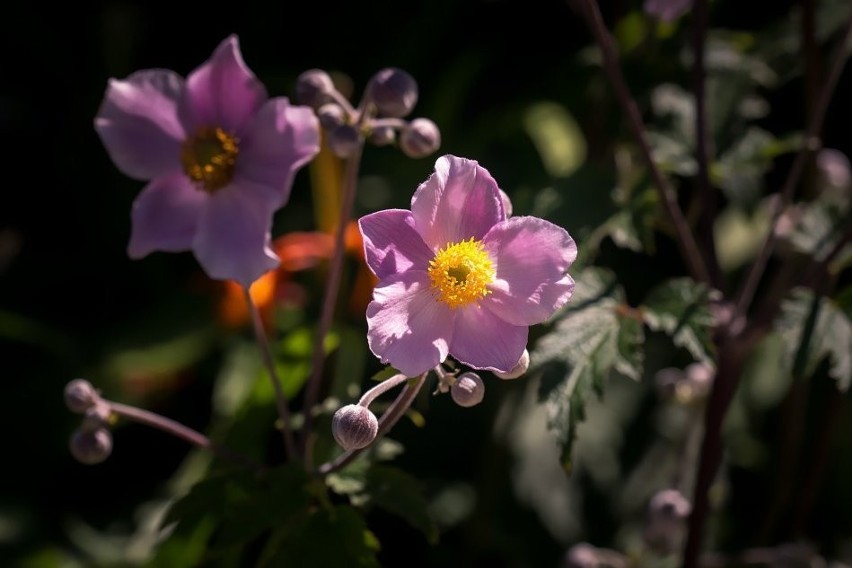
[
  {"xmin": 95, "ymin": 35, "xmax": 320, "ymax": 286},
  {"xmin": 359, "ymin": 155, "xmax": 577, "ymax": 377}
]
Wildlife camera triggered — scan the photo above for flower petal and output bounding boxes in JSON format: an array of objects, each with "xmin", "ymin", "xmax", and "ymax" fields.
[
  {"xmin": 450, "ymin": 305, "xmax": 528, "ymax": 373},
  {"xmin": 410, "ymin": 155, "xmax": 505, "ymax": 249},
  {"xmin": 128, "ymin": 172, "xmax": 207, "ymax": 258},
  {"xmin": 482, "ymin": 216, "xmax": 577, "ymax": 326},
  {"xmin": 234, "ymin": 97, "xmax": 320, "ymax": 208},
  {"xmin": 192, "ymin": 182, "xmax": 279, "ymax": 286},
  {"xmin": 366, "ymin": 271, "xmax": 455, "ymax": 377},
  {"xmin": 180, "ymin": 35, "xmax": 267, "ymax": 134},
  {"xmin": 94, "ymin": 69, "xmax": 185, "ymax": 180},
  {"xmin": 359, "ymin": 209, "xmax": 434, "ymax": 280}
]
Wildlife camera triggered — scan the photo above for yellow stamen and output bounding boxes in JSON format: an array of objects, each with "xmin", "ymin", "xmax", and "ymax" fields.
[
  {"xmin": 428, "ymin": 238, "xmax": 494, "ymax": 309},
  {"xmin": 180, "ymin": 126, "xmax": 239, "ymax": 192}
]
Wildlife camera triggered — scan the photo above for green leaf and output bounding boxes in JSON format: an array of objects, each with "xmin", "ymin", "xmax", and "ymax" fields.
[
  {"xmin": 642, "ymin": 277, "xmax": 719, "ymax": 364},
  {"xmin": 258, "ymin": 506, "xmax": 380, "ymax": 568},
  {"xmin": 530, "ymin": 267, "xmax": 644, "ymax": 471},
  {"xmin": 786, "ymin": 191, "xmax": 852, "ymax": 269},
  {"xmin": 362, "ymin": 465, "xmax": 439, "ymax": 544},
  {"xmin": 775, "ymin": 288, "xmax": 852, "ymax": 391}
]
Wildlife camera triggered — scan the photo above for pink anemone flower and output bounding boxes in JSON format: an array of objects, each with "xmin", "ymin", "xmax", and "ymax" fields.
[
  {"xmin": 94, "ymin": 35, "xmax": 320, "ymax": 286},
  {"xmin": 359, "ymin": 155, "xmax": 577, "ymax": 377}
]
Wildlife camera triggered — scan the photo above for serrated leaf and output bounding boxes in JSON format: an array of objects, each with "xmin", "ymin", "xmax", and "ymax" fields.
[
  {"xmin": 258, "ymin": 506, "xmax": 380, "ymax": 568},
  {"xmin": 362, "ymin": 465, "xmax": 439, "ymax": 544},
  {"xmin": 530, "ymin": 267, "xmax": 644, "ymax": 471},
  {"xmin": 786, "ymin": 192, "xmax": 852, "ymax": 268},
  {"xmin": 642, "ymin": 278, "xmax": 719, "ymax": 364},
  {"xmin": 776, "ymin": 288, "xmax": 852, "ymax": 390}
]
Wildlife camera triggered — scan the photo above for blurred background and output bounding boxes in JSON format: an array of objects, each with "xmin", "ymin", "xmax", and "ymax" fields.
[{"xmin": 3, "ymin": 0, "xmax": 852, "ymax": 566}]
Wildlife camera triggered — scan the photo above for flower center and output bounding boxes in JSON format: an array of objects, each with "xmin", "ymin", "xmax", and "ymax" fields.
[
  {"xmin": 427, "ymin": 238, "xmax": 494, "ymax": 309},
  {"xmin": 180, "ymin": 126, "xmax": 239, "ymax": 192}
]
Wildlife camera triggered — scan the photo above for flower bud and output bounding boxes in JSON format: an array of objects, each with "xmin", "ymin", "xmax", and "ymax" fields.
[
  {"xmin": 365, "ymin": 67, "xmax": 418, "ymax": 118},
  {"xmin": 683, "ymin": 362, "xmax": 713, "ymax": 400},
  {"xmin": 295, "ymin": 69, "xmax": 336, "ymax": 109},
  {"xmin": 451, "ymin": 372, "xmax": 485, "ymax": 408},
  {"xmin": 816, "ymin": 148, "xmax": 851, "ymax": 191},
  {"xmin": 81, "ymin": 402, "xmax": 113, "ymax": 432},
  {"xmin": 399, "ymin": 118, "xmax": 441, "ymax": 158},
  {"xmin": 317, "ymin": 103, "xmax": 347, "ymax": 130},
  {"xmin": 643, "ymin": 489, "xmax": 691, "ymax": 555},
  {"xmin": 563, "ymin": 543, "xmax": 600, "ymax": 568},
  {"xmin": 327, "ymin": 124, "xmax": 362, "ymax": 158},
  {"xmin": 64, "ymin": 379, "xmax": 98, "ymax": 413},
  {"xmin": 332, "ymin": 404, "xmax": 378, "ymax": 450},
  {"xmin": 494, "ymin": 349, "xmax": 529, "ymax": 380},
  {"xmin": 499, "ymin": 188, "xmax": 514, "ymax": 218},
  {"xmin": 368, "ymin": 124, "xmax": 396, "ymax": 146},
  {"xmin": 70, "ymin": 427, "xmax": 113, "ymax": 465}
]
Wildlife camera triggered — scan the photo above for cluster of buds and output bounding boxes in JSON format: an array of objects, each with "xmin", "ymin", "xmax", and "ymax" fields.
[
  {"xmin": 654, "ymin": 362, "xmax": 714, "ymax": 404},
  {"xmin": 64, "ymin": 379, "xmax": 114, "ymax": 465},
  {"xmin": 295, "ymin": 67, "xmax": 441, "ymax": 159}
]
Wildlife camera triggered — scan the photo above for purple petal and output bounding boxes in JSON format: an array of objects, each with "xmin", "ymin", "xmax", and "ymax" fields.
[
  {"xmin": 450, "ymin": 305, "xmax": 528, "ymax": 373},
  {"xmin": 128, "ymin": 172, "xmax": 207, "ymax": 258},
  {"xmin": 410, "ymin": 155, "xmax": 505, "ymax": 249},
  {"xmin": 179, "ymin": 35, "xmax": 267, "ymax": 134},
  {"xmin": 359, "ymin": 210, "xmax": 434, "ymax": 279},
  {"xmin": 94, "ymin": 70, "xmax": 186, "ymax": 180},
  {"xmin": 234, "ymin": 98, "xmax": 320, "ymax": 208},
  {"xmin": 192, "ymin": 182, "xmax": 279, "ymax": 286},
  {"xmin": 482, "ymin": 216, "xmax": 577, "ymax": 326},
  {"xmin": 366, "ymin": 271, "xmax": 455, "ymax": 377}
]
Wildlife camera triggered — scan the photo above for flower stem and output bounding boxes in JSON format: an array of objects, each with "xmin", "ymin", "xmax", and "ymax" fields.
[
  {"xmin": 358, "ymin": 373, "xmax": 410, "ymax": 407},
  {"xmin": 574, "ymin": 0, "xmax": 711, "ymax": 286},
  {"xmin": 105, "ymin": 400, "xmax": 263, "ymax": 471},
  {"xmin": 302, "ymin": 140, "xmax": 365, "ymax": 464},
  {"xmin": 244, "ymin": 287, "xmax": 298, "ymax": 461},
  {"xmin": 734, "ymin": 11, "xmax": 852, "ymax": 314},
  {"xmin": 316, "ymin": 372, "xmax": 428, "ymax": 476}
]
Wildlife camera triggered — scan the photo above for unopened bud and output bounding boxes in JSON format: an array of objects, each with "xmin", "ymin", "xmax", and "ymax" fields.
[
  {"xmin": 399, "ymin": 118, "xmax": 441, "ymax": 158},
  {"xmin": 499, "ymin": 189, "xmax": 514, "ymax": 218},
  {"xmin": 295, "ymin": 69, "xmax": 336, "ymax": 109},
  {"xmin": 816, "ymin": 148, "xmax": 851, "ymax": 191},
  {"xmin": 64, "ymin": 379, "xmax": 98, "ymax": 413},
  {"xmin": 643, "ymin": 489, "xmax": 691, "ymax": 555},
  {"xmin": 494, "ymin": 349, "xmax": 529, "ymax": 380},
  {"xmin": 332, "ymin": 404, "xmax": 378, "ymax": 450},
  {"xmin": 366, "ymin": 67, "xmax": 418, "ymax": 118},
  {"xmin": 564, "ymin": 543, "xmax": 600, "ymax": 568},
  {"xmin": 70, "ymin": 427, "xmax": 113, "ymax": 465},
  {"xmin": 684, "ymin": 362, "xmax": 713, "ymax": 400},
  {"xmin": 327, "ymin": 124, "xmax": 362, "ymax": 158},
  {"xmin": 368, "ymin": 124, "xmax": 396, "ymax": 146},
  {"xmin": 317, "ymin": 103, "xmax": 347, "ymax": 130},
  {"xmin": 451, "ymin": 372, "xmax": 485, "ymax": 407}
]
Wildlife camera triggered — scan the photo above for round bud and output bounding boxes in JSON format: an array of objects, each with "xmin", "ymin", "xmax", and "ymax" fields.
[
  {"xmin": 70, "ymin": 427, "xmax": 113, "ymax": 465},
  {"xmin": 643, "ymin": 489, "xmax": 691, "ymax": 555},
  {"xmin": 451, "ymin": 372, "xmax": 485, "ymax": 408},
  {"xmin": 399, "ymin": 118, "xmax": 441, "ymax": 158},
  {"xmin": 332, "ymin": 404, "xmax": 379, "ymax": 450},
  {"xmin": 365, "ymin": 67, "xmax": 418, "ymax": 118},
  {"xmin": 327, "ymin": 124, "xmax": 362, "ymax": 158},
  {"xmin": 494, "ymin": 349, "xmax": 529, "ymax": 380},
  {"xmin": 64, "ymin": 379, "xmax": 98, "ymax": 413},
  {"xmin": 499, "ymin": 188, "xmax": 514, "ymax": 218},
  {"xmin": 368, "ymin": 125, "xmax": 396, "ymax": 146},
  {"xmin": 684, "ymin": 362, "xmax": 713, "ymax": 400},
  {"xmin": 81, "ymin": 402, "xmax": 113, "ymax": 432},
  {"xmin": 294, "ymin": 69, "xmax": 336, "ymax": 109},
  {"xmin": 317, "ymin": 103, "xmax": 347, "ymax": 130},
  {"xmin": 816, "ymin": 148, "xmax": 851, "ymax": 190},
  {"xmin": 563, "ymin": 543, "xmax": 600, "ymax": 568}
]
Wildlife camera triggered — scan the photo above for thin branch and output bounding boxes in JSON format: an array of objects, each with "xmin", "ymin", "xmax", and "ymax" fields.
[
  {"xmin": 734, "ymin": 12, "xmax": 852, "ymax": 314},
  {"xmin": 574, "ymin": 0, "xmax": 711, "ymax": 285},
  {"xmin": 245, "ymin": 288, "xmax": 298, "ymax": 460}
]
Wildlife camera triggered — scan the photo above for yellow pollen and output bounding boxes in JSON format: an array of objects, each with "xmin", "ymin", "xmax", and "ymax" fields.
[
  {"xmin": 180, "ymin": 126, "xmax": 239, "ymax": 192},
  {"xmin": 428, "ymin": 238, "xmax": 494, "ymax": 309}
]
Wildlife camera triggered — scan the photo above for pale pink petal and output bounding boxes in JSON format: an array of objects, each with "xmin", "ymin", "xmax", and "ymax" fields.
[
  {"xmin": 450, "ymin": 306, "xmax": 528, "ymax": 373},
  {"xmin": 94, "ymin": 70, "xmax": 186, "ymax": 180},
  {"xmin": 359, "ymin": 210, "xmax": 434, "ymax": 279},
  {"xmin": 192, "ymin": 182, "xmax": 279, "ymax": 286},
  {"xmin": 410, "ymin": 155, "xmax": 505, "ymax": 250},
  {"xmin": 366, "ymin": 271, "xmax": 455, "ymax": 377},
  {"xmin": 128, "ymin": 172, "xmax": 207, "ymax": 258},
  {"xmin": 482, "ymin": 216, "xmax": 577, "ymax": 326},
  {"xmin": 234, "ymin": 98, "xmax": 320, "ymax": 208},
  {"xmin": 180, "ymin": 35, "xmax": 267, "ymax": 134}
]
